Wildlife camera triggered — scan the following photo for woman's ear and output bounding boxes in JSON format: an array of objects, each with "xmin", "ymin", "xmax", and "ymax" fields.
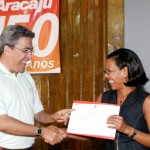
[{"xmin": 121, "ymin": 66, "xmax": 128, "ymax": 79}]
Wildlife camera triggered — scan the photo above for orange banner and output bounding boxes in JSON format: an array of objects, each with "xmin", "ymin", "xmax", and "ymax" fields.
[{"xmin": 0, "ymin": 0, "xmax": 60, "ymax": 73}]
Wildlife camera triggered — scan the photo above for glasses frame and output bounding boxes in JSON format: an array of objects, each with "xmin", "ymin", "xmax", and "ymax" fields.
[
  {"xmin": 104, "ymin": 69, "xmax": 120, "ymax": 75},
  {"xmin": 13, "ymin": 46, "xmax": 34, "ymax": 55}
]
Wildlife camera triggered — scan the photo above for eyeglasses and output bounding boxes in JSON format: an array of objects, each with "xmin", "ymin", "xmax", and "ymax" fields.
[
  {"xmin": 13, "ymin": 46, "xmax": 34, "ymax": 55},
  {"xmin": 104, "ymin": 69, "xmax": 120, "ymax": 75}
]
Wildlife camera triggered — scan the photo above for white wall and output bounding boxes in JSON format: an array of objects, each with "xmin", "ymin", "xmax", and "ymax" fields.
[{"xmin": 125, "ymin": 0, "xmax": 150, "ymax": 92}]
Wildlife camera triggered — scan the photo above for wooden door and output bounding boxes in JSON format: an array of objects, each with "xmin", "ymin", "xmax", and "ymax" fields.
[{"xmin": 32, "ymin": 0, "xmax": 124, "ymax": 149}]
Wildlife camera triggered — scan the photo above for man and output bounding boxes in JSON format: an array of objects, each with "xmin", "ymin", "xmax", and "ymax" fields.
[{"xmin": 0, "ymin": 25, "xmax": 71, "ymax": 150}]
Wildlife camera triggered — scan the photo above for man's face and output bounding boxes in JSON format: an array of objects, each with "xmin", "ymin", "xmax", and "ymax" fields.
[{"xmin": 7, "ymin": 37, "xmax": 33, "ymax": 73}]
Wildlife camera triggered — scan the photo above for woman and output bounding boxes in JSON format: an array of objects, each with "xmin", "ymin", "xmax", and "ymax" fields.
[{"xmin": 96, "ymin": 48, "xmax": 150, "ymax": 150}]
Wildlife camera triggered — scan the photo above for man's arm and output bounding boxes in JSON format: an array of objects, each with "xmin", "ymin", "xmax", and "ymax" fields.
[
  {"xmin": 34, "ymin": 109, "xmax": 72, "ymax": 125},
  {"xmin": 0, "ymin": 114, "xmax": 37, "ymax": 136},
  {"xmin": 0, "ymin": 114, "xmax": 65, "ymax": 145}
]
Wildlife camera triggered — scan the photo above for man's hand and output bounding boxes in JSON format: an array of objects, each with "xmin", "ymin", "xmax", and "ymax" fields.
[
  {"xmin": 41, "ymin": 126, "xmax": 67, "ymax": 145},
  {"xmin": 52, "ymin": 109, "xmax": 73, "ymax": 125}
]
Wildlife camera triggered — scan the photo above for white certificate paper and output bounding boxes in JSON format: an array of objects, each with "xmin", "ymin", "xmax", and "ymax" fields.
[{"xmin": 67, "ymin": 101, "xmax": 120, "ymax": 140}]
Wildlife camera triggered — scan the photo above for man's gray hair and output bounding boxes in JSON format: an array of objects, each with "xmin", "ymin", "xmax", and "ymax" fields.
[{"xmin": 0, "ymin": 25, "xmax": 35, "ymax": 55}]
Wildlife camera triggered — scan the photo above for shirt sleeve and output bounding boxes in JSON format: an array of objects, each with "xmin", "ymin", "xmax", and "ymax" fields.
[
  {"xmin": 33, "ymin": 86, "xmax": 44, "ymax": 114},
  {"xmin": 0, "ymin": 80, "xmax": 7, "ymax": 115},
  {"xmin": 24, "ymin": 72, "xmax": 44, "ymax": 113}
]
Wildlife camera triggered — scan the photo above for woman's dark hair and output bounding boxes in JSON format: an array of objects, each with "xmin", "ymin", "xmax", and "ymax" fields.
[
  {"xmin": 0, "ymin": 25, "xmax": 35, "ymax": 55},
  {"xmin": 107, "ymin": 48, "xmax": 149, "ymax": 87}
]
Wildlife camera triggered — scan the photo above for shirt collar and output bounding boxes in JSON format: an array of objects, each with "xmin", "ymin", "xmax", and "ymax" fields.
[{"xmin": 0, "ymin": 62, "xmax": 22, "ymax": 77}]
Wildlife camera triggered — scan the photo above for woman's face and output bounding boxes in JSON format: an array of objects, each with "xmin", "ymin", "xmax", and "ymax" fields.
[{"xmin": 104, "ymin": 58, "xmax": 127, "ymax": 90}]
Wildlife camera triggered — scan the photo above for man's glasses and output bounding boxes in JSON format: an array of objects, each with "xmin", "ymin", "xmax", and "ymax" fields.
[{"xmin": 13, "ymin": 46, "xmax": 34, "ymax": 55}]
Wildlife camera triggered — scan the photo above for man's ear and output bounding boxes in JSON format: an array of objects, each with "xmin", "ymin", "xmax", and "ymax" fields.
[{"xmin": 3, "ymin": 45, "xmax": 11, "ymax": 54}]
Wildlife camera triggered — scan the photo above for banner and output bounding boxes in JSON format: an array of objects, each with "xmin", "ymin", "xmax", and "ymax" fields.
[{"xmin": 0, "ymin": 0, "xmax": 60, "ymax": 73}]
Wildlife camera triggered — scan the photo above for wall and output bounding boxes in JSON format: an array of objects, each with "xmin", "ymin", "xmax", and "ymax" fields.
[
  {"xmin": 33, "ymin": 0, "xmax": 107, "ymax": 149},
  {"xmin": 125, "ymin": 0, "xmax": 150, "ymax": 92},
  {"xmin": 33, "ymin": 0, "xmax": 124, "ymax": 149}
]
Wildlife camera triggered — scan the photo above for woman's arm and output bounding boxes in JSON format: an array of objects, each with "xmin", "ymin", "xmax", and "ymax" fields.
[
  {"xmin": 58, "ymin": 128, "xmax": 91, "ymax": 141},
  {"xmin": 96, "ymin": 93, "xmax": 102, "ymax": 102},
  {"xmin": 133, "ymin": 95, "xmax": 150, "ymax": 147}
]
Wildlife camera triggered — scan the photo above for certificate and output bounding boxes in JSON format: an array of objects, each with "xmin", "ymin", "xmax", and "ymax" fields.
[{"xmin": 67, "ymin": 101, "xmax": 120, "ymax": 140}]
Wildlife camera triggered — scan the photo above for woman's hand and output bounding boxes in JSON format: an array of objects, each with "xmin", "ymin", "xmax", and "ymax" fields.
[{"xmin": 107, "ymin": 115, "xmax": 129, "ymax": 134}]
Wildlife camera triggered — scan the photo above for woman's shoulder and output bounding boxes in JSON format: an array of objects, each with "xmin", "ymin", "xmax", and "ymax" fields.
[
  {"xmin": 96, "ymin": 90, "xmax": 116, "ymax": 102},
  {"xmin": 103, "ymin": 89, "xmax": 117, "ymax": 96}
]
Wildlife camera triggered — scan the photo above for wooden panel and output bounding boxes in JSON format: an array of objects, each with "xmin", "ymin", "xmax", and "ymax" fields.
[
  {"xmin": 32, "ymin": 0, "xmax": 124, "ymax": 149},
  {"xmin": 107, "ymin": 0, "xmax": 124, "ymax": 53}
]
